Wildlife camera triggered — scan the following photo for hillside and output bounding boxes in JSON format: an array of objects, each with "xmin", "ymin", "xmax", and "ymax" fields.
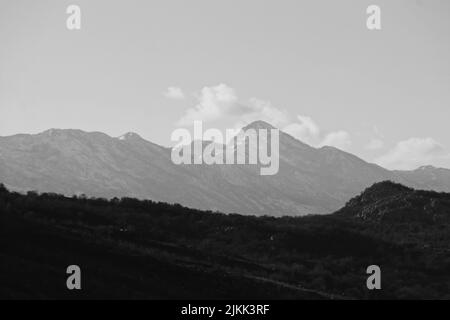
[
  {"xmin": 337, "ymin": 181, "xmax": 450, "ymax": 223},
  {"xmin": 1, "ymin": 182, "xmax": 449, "ymax": 299}
]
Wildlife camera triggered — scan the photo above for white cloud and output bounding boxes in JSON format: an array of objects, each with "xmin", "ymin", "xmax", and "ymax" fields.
[
  {"xmin": 164, "ymin": 87, "xmax": 185, "ymax": 100},
  {"xmin": 283, "ymin": 115, "xmax": 321, "ymax": 146},
  {"xmin": 241, "ymin": 98, "xmax": 290, "ymax": 127},
  {"xmin": 375, "ymin": 137, "xmax": 450, "ymax": 170},
  {"xmin": 373, "ymin": 125, "xmax": 384, "ymax": 138},
  {"xmin": 283, "ymin": 115, "xmax": 351, "ymax": 151},
  {"xmin": 176, "ymin": 84, "xmax": 352, "ymax": 151},
  {"xmin": 177, "ymin": 84, "xmax": 289, "ymax": 126},
  {"xmin": 366, "ymin": 138, "xmax": 384, "ymax": 150},
  {"xmin": 365, "ymin": 125, "xmax": 385, "ymax": 150},
  {"xmin": 320, "ymin": 130, "xmax": 352, "ymax": 151},
  {"xmin": 177, "ymin": 84, "xmax": 241, "ymax": 125}
]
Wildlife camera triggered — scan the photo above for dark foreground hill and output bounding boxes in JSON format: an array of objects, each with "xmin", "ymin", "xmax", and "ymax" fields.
[
  {"xmin": 1, "ymin": 182, "xmax": 449, "ymax": 299},
  {"xmin": 337, "ymin": 181, "xmax": 450, "ymax": 224}
]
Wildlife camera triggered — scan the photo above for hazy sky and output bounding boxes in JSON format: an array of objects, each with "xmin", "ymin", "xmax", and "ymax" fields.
[{"xmin": 1, "ymin": 0, "xmax": 449, "ymax": 170}]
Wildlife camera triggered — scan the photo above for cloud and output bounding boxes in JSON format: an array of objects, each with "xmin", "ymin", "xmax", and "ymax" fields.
[
  {"xmin": 283, "ymin": 116, "xmax": 351, "ymax": 151},
  {"xmin": 177, "ymin": 84, "xmax": 288, "ymax": 126},
  {"xmin": 176, "ymin": 83, "xmax": 352, "ymax": 151},
  {"xmin": 366, "ymin": 138, "xmax": 384, "ymax": 150},
  {"xmin": 164, "ymin": 87, "xmax": 185, "ymax": 100},
  {"xmin": 365, "ymin": 125, "xmax": 385, "ymax": 150},
  {"xmin": 320, "ymin": 131, "xmax": 352, "ymax": 151},
  {"xmin": 177, "ymin": 84, "xmax": 243, "ymax": 125},
  {"xmin": 283, "ymin": 115, "xmax": 321, "ymax": 146},
  {"xmin": 373, "ymin": 125, "xmax": 384, "ymax": 138},
  {"xmin": 375, "ymin": 137, "xmax": 450, "ymax": 170},
  {"xmin": 241, "ymin": 98, "xmax": 290, "ymax": 127}
]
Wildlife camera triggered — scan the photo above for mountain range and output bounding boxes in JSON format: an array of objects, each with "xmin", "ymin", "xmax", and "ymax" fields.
[{"xmin": 1, "ymin": 120, "xmax": 450, "ymax": 216}]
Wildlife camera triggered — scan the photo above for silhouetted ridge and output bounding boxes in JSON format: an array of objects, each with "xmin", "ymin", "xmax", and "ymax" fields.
[
  {"xmin": 336, "ymin": 181, "xmax": 450, "ymax": 223},
  {"xmin": 354, "ymin": 181, "xmax": 413, "ymax": 202}
]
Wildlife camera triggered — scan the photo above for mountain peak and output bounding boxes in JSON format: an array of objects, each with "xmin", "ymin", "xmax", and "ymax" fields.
[
  {"xmin": 416, "ymin": 165, "xmax": 437, "ymax": 171},
  {"xmin": 243, "ymin": 120, "xmax": 276, "ymax": 130},
  {"xmin": 118, "ymin": 132, "xmax": 143, "ymax": 141},
  {"xmin": 40, "ymin": 128, "xmax": 86, "ymax": 137},
  {"xmin": 43, "ymin": 128, "xmax": 58, "ymax": 136}
]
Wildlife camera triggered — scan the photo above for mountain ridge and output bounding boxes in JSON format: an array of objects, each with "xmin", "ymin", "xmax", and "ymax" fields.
[{"xmin": 1, "ymin": 121, "xmax": 450, "ymax": 216}]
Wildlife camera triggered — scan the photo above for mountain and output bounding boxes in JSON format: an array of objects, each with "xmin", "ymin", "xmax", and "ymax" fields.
[
  {"xmin": 336, "ymin": 181, "xmax": 450, "ymax": 223},
  {"xmin": 394, "ymin": 166, "xmax": 450, "ymax": 193},
  {"xmin": 0, "ymin": 121, "xmax": 449, "ymax": 216},
  {"xmin": 335, "ymin": 181, "xmax": 450, "ymax": 254}
]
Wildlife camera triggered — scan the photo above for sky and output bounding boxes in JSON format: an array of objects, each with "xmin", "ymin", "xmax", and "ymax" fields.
[{"xmin": 0, "ymin": 0, "xmax": 449, "ymax": 170}]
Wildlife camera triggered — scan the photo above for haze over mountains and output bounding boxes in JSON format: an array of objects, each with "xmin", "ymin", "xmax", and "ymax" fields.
[{"xmin": 1, "ymin": 121, "xmax": 450, "ymax": 216}]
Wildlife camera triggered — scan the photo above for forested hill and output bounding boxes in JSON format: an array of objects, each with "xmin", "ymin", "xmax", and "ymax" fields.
[
  {"xmin": 1, "ymin": 182, "xmax": 449, "ymax": 299},
  {"xmin": 337, "ymin": 181, "xmax": 450, "ymax": 223}
]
